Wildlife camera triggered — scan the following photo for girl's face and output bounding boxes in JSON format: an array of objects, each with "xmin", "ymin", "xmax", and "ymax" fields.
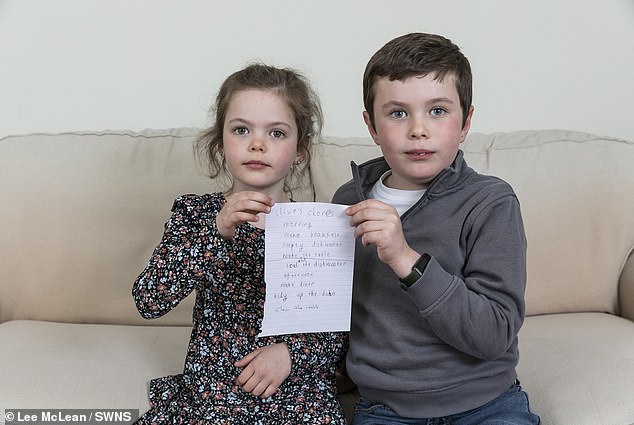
[{"xmin": 222, "ymin": 89, "xmax": 301, "ymax": 200}]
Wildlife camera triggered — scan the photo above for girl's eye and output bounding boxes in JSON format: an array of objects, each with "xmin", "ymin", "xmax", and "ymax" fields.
[
  {"xmin": 430, "ymin": 107, "xmax": 446, "ymax": 117},
  {"xmin": 233, "ymin": 127, "xmax": 249, "ymax": 135},
  {"xmin": 270, "ymin": 129, "xmax": 286, "ymax": 139}
]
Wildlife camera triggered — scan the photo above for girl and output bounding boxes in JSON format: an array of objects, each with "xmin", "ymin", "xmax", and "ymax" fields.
[{"xmin": 133, "ymin": 63, "xmax": 347, "ymax": 424}]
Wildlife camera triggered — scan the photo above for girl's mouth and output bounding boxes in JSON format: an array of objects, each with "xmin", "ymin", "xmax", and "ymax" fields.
[{"xmin": 244, "ymin": 160, "xmax": 270, "ymax": 169}]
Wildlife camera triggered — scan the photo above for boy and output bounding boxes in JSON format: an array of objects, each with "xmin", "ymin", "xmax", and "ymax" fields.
[{"xmin": 332, "ymin": 33, "xmax": 540, "ymax": 424}]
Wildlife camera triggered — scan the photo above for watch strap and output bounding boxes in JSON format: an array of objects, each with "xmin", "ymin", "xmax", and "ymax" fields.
[{"xmin": 399, "ymin": 253, "xmax": 431, "ymax": 288}]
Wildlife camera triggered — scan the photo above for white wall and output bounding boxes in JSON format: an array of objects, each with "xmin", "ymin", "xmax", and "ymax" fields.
[{"xmin": 1, "ymin": 0, "xmax": 633, "ymax": 140}]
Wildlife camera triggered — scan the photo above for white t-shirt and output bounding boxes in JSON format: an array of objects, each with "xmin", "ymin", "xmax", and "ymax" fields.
[{"xmin": 370, "ymin": 171, "xmax": 426, "ymax": 216}]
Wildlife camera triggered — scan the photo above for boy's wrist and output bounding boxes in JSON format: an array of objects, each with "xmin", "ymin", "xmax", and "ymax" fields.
[
  {"xmin": 399, "ymin": 253, "xmax": 431, "ymax": 288},
  {"xmin": 393, "ymin": 249, "xmax": 426, "ymax": 279}
]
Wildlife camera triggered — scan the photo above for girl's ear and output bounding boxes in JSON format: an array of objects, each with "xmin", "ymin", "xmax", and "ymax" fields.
[
  {"xmin": 219, "ymin": 138, "xmax": 227, "ymax": 158},
  {"xmin": 363, "ymin": 111, "xmax": 380, "ymax": 145},
  {"xmin": 295, "ymin": 145, "xmax": 306, "ymax": 165}
]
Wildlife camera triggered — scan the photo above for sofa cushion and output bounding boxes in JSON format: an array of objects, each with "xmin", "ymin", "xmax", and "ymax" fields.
[
  {"xmin": 518, "ymin": 312, "xmax": 634, "ymax": 424},
  {"xmin": 4, "ymin": 314, "xmax": 634, "ymax": 425},
  {"xmin": 0, "ymin": 320, "xmax": 190, "ymax": 413}
]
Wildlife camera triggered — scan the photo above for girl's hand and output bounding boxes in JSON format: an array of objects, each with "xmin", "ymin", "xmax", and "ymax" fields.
[
  {"xmin": 234, "ymin": 343, "xmax": 291, "ymax": 398},
  {"xmin": 217, "ymin": 191, "xmax": 275, "ymax": 239},
  {"xmin": 346, "ymin": 199, "xmax": 420, "ymax": 279}
]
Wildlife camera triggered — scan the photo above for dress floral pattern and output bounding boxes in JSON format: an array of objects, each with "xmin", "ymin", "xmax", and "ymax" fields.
[{"xmin": 133, "ymin": 193, "xmax": 348, "ymax": 424}]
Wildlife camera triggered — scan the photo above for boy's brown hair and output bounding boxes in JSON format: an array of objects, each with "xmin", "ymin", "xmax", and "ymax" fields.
[{"xmin": 363, "ymin": 33, "xmax": 472, "ymax": 129}]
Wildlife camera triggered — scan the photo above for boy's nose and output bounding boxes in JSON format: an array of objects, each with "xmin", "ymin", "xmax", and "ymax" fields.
[{"xmin": 409, "ymin": 117, "xmax": 428, "ymax": 139}]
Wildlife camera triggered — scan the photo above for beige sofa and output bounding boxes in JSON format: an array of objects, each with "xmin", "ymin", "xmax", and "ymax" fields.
[{"xmin": 1, "ymin": 128, "xmax": 634, "ymax": 425}]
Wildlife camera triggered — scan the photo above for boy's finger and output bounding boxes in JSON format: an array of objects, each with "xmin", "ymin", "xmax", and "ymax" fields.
[
  {"xmin": 346, "ymin": 199, "xmax": 394, "ymax": 215},
  {"xmin": 348, "ymin": 208, "xmax": 394, "ymax": 227}
]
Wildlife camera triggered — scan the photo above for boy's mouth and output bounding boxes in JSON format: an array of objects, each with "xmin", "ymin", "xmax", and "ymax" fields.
[{"xmin": 405, "ymin": 149, "xmax": 432, "ymax": 159}]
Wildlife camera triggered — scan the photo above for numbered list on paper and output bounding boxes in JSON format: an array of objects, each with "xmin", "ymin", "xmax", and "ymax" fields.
[{"xmin": 259, "ymin": 202, "xmax": 355, "ymax": 336}]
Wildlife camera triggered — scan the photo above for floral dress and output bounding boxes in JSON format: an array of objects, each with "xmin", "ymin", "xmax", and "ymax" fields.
[{"xmin": 133, "ymin": 193, "xmax": 348, "ymax": 425}]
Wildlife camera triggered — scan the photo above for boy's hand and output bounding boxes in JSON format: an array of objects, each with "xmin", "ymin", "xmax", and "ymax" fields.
[
  {"xmin": 346, "ymin": 199, "xmax": 421, "ymax": 279},
  {"xmin": 216, "ymin": 191, "xmax": 275, "ymax": 239},
  {"xmin": 234, "ymin": 343, "xmax": 291, "ymax": 398}
]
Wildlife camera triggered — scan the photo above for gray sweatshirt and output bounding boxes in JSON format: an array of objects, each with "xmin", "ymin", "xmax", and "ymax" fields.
[{"xmin": 332, "ymin": 151, "xmax": 527, "ymax": 417}]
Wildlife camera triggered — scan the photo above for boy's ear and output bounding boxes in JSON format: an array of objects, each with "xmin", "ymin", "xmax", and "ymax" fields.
[
  {"xmin": 363, "ymin": 111, "xmax": 380, "ymax": 145},
  {"xmin": 460, "ymin": 105, "xmax": 475, "ymax": 143}
]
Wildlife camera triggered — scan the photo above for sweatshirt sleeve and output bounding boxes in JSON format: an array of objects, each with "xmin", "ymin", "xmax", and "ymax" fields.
[
  {"xmin": 132, "ymin": 195, "xmax": 229, "ymax": 319},
  {"xmin": 407, "ymin": 193, "xmax": 527, "ymax": 361}
]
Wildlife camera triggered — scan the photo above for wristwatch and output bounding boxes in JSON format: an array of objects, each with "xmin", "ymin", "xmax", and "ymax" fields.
[{"xmin": 399, "ymin": 253, "xmax": 431, "ymax": 288}]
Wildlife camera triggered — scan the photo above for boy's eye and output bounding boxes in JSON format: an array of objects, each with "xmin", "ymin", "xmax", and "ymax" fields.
[
  {"xmin": 270, "ymin": 129, "xmax": 286, "ymax": 139},
  {"xmin": 233, "ymin": 127, "xmax": 249, "ymax": 135},
  {"xmin": 430, "ymin": 107, "xmax": 446, "ymax": 116},
  {"xmin": 389, "ymin": 110, "xmax": 407, "ymax": 119}
]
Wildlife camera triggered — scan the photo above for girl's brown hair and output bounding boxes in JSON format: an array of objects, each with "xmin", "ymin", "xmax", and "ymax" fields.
[{"xmin": 194, "ymin": 63, "xmax": 323, "ymax": 198}]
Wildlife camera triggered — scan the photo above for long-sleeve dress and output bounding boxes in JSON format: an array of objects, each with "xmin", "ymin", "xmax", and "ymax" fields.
[{"xmin": 133, "ymin": 193, "xmax": 348, "ymax": 424}]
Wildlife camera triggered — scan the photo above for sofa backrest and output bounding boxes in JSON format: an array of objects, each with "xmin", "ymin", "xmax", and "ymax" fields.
[
  {"xmin": 1, "ymin": 129, "xmax": 208, "ymax": 326},
  {"xmin": 0, "ymin": 129, "xmax": 378, "ymax": 326},
  {"xmin": 1, "ymin": 128, "xmax": 633, "ymax": 326},
  {"xmin": 464, "ymin": 130, "xmax": 634, "ymax": 317}
]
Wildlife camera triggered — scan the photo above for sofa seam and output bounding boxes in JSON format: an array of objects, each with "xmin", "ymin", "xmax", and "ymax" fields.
[{"xmin": 0, "ymin": 128, "xmax": 201, "ymax": 142}]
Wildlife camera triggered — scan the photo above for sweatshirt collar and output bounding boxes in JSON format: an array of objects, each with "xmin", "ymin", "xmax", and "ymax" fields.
[{"xmin": 350, "ymin": 150, "xmax": 473, "ymax": 199}]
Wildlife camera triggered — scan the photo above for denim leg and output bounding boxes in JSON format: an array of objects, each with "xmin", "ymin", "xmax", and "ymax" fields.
[
  {"xmin": 450, "ymin": 384, "xmax": 541, "ymax": 425},
  {"xmin": 351, "ymin": 398, "xmax": 434, "ymax": 425},
  {"xmin": 351, "ymin": 385, "xmax": 540, "ymax": 425}
]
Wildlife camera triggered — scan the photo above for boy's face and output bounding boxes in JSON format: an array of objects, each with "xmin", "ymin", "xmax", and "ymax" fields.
[{"xmin": 364, "ymin": 74, "xmax": 473, "ymax": 190}]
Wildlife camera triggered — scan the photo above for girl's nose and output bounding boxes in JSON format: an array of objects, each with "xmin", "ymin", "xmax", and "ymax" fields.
[{"xmin": 248, "ymin": 135, "xmax": 265, "ymax": 152}]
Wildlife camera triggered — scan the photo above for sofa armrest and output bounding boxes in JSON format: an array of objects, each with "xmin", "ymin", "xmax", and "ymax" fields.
[{"xmin": 619, "ymin": 251, "xmax": 634, "ymax": 321}]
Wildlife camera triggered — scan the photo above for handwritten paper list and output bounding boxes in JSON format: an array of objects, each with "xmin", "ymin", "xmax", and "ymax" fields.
[{"xmin": 259, "ymin": 202, "xmax": 355, "ymax": 336}]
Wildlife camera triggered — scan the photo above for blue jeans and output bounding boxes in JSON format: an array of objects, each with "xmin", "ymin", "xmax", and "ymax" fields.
[{"xmin": 352, "ymin": 383, "xmax": 540, "ymax": 425}]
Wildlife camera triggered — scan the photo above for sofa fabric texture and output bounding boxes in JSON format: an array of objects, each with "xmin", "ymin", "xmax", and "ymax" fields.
[{"xmin": 1, "ymin": 128, "xmax": 633, "ymax": 424}]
